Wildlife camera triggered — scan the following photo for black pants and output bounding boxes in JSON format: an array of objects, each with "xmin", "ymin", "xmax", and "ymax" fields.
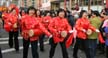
[
  {"xmin": 0, "ymin": 48, "xmax": 2, "ymax": 58},
  {"xmin": 9, "ymin": 31, "xmax": 19, "ymax": 51},
  {"xmin": 106, "ymin": 46, "xmax": 108, "ymax": 58},
  {"xmin": 73, "ymin": 38, "xmax": 86, "ymax": 58},
  {"xmin": 49, "ymin": 38, "xmax": 69, "ymax": 58},
  {"xmin": 23, "ymin": 39, "xmax": 39, "ymax": 58},
  {"xmin": 97, "ymin": 37, "xmax": 105, "ymax": 54},
  {"xmin": 39, "ymin": 34, "xmax": 45, "ymax": 51},
  {"xmin": 85, "ymin": 39, "xmax": 97, "ymax": 58}
]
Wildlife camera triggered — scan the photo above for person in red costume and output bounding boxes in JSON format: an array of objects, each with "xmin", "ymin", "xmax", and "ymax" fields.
[
  {"xmin": 35, "ymin": 9, "xmax": 45, "ymax": 52},
  {"xmin": 73, "ymin": 10, "xmax": 101, "ymax": 58},
  {"xmin": 21, "ymin": 7, "xmax": 52, "ymax": 58},
  {"xmin": 3, "ymin": 4, "xmax": 19, "ymax": 52},
  {"xmin": 48, "ymin": 9, "xmax": 73, "ymax": 58},
  {"xmin": 42, "ymin": 11, "xmax": 52, "ymax": 29}
]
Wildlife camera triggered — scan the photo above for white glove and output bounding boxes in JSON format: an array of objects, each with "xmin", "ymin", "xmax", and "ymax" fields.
[
  {"xmin": 49, "ymin": 35, "xmax": 53, "ymax": 39},
  {"xmin": 69, "ymin": 30, "xmax": 74, "ymax": 33},
  {"xmin": 48, "ymin": 35, "xmax": 53, "ymax": 41},
  {"xmin": 82, "ymin": 29, "xmax": 86, "ymax": 32},
  {"xmin": 8, "ymin": 22, "xmax": 12, "ymax": 25},
  {"xmin": 95, "ymin": 29, "xmax": 100, "ymax": 33}
]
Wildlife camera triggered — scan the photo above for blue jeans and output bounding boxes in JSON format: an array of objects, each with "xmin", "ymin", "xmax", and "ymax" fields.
[{"xmin": 85, "ymin": 39, "xmax": 97, "ymax": 58}]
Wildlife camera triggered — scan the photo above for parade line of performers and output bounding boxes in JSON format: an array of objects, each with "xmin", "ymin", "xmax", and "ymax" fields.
[{"xmin": 0, "ymin": 4, "xmax": 108, "ymax": 58}]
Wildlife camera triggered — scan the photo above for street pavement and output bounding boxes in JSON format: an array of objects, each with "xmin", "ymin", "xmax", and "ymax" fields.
[{"xmin": 0, "ymin": 29, "xmax": 106, "ymax": 58}]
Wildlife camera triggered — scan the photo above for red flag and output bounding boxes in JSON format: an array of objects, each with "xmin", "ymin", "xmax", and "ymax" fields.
[
  {"xmin": 66, "ymin": 34, "xmax": 74, "ymax": 48},
  {"xmin": 98, "ymin": 32, "xmax": 105, "ymax": 44}
]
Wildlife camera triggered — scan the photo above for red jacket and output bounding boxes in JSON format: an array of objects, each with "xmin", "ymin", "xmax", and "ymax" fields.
[
  {"xmin": 21, "ymin": 15, "xmax": 51, "ymax": 41},
  {"xmin": 4, "ymin": 13, "xmax": 18, "ymax": 32},
  {"xmin": 48, "ymin": 17, "xmax": 72, "ymax": 43},
  {"xmin": 75, "ymin": 17, "xmax": 95, "ymax": 39},
  {"xmin": 41, "ymin": 16, "xmax": 52, "ymax": 29}
]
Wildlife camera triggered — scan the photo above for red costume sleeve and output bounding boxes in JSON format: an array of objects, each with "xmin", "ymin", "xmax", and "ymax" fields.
[
  {"xmin": 48, "ymin": 19, "xmax": 57, "ymax": 33},
  {"xmin": 39, "ymin": 23, "xmax": 51, "ymax": 36},
  {"xmin": 75, "ymin": 19, "xmax": 83, "ymax": 31}
]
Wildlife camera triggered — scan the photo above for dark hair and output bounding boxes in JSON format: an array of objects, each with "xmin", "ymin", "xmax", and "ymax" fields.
[
  {"xmin": 36, "ymin": 9, "xmax": 42, "ymax": 17},
  {"xmin": 27, "ymin": 6, "xmax": 36, "ymax": 14},
  {"xmin": 44, "ymin": 11, "xmax": 51, "ymax": 16},
  {"xmin": 92, "ymin": 11, "xmax": 100, "ymax": 17},
  {"xmin": 20, "ymin": 9, "xmax": 26, "ymax": 16},
  {"xmin": 9, "ymin": 8, "xmax": 15, "ymax": 13},
  {"xmin": 57, "ymin": 8, "xmax": 67, "ymax": 18},
  {"xmin": 79, "ymin": 10, "xmax": 87, "ymax": 18},
  {"xmin": 71, "ymin": 8, "xmax": 75, "ymax": 10}
]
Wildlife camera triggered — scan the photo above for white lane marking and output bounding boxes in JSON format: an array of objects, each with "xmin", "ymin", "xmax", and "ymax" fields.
[
  {"xmin": 2, "ymin": 41, "xmax": 49, "ymax": 53},
  {"xmin": 0, "ymin": 41, "xmax": 8, "ymax": 44},
  {"xmin": 0, "ymin": 37, "xmax": 22, "ymax": 45},
  {"xmin": 0, "ymin": 37, "xmax": 22, "ymax": 41}
]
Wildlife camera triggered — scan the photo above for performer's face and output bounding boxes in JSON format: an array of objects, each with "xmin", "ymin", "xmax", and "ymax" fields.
[
  {"xmin": 29, "ymin": 10, "xmax": 35, "ymax": 16},
  {"xmin": 58, "ymin": 11, "xmax": 65, "ymax": 18},
  {"xmin": 11, "ymin": 9, "xmax": 16, "ymax": 15},
  {"xmin": 82, "ymin": 12, "xmax": 88, "ymax": 18},
  {"xmin": 36, "ymin": 10, "xmax": 40, "ymax": 16},
  {"xmin": 21, "ymin": 10, "xmax": 25, "ymax": 14},
  {"xmin": 46, "ymin": 13, "xmax": 50, "ymax": 16}
]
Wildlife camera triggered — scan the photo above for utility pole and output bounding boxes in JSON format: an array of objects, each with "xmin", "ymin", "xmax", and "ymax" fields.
[
  {"xmin": 88, "ymin": 0, "xmax": 91, "ymax": 10},
  {"xmin": 70, "ymin": 0, "xmax": 72, "ymax": 9},
  {"xmin": 39, "ymin": 0, "xmax": 41, "ymax": 9},
  {"xmin": 64, "ymin": 0, "xmax": 66, "ymax": 10},
  {"xmin": 106, "ymin": 0, "xmax": 108, "ymax": 8},
  {"xmin": 102, "ymin": 0, "xmax": 104, "ymax": 9}
]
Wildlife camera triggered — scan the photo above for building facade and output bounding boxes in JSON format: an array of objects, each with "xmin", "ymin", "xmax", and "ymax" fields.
[{"xmin": 0, "ymin": 0, "xmax": 108, "ymax": 11}]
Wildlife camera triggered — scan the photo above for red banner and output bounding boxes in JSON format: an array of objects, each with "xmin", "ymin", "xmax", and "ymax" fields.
[{"xmin": 106, "ymin": 0, "xmax": 108, "ymax": 8}]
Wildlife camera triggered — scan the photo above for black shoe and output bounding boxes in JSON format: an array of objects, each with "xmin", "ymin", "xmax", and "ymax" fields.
[
  {"xmin": 15, "ymin": 50, "xmax": 20, "ymax": 53},
  {"xmin": 40, "ymin": 49, "xmax": 45, "ymax": 52},
  {"xmin": 9, "ymin": 46, "xmax": 13, "ymax": 48},
  {"xmin": 15, "ymin": 49, "xmax": 19, "ymax": 52},
  {"xmin": 98, "ymin": 51, "xmax": 105, "ymax": 54},
  {"xmin": 73, "ymin": 56, "xmax": 78, "ymax": 58}
]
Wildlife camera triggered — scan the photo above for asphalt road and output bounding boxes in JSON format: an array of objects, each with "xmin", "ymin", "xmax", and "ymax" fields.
[{"xmin": 0, "ymin": 29, "xmax": 106, "ymax": 58}]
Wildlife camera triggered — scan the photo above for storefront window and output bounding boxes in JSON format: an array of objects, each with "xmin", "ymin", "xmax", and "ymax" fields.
[{"xmin": 74, "ymin": 0, "xmax": 103, "ymax": 6}]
